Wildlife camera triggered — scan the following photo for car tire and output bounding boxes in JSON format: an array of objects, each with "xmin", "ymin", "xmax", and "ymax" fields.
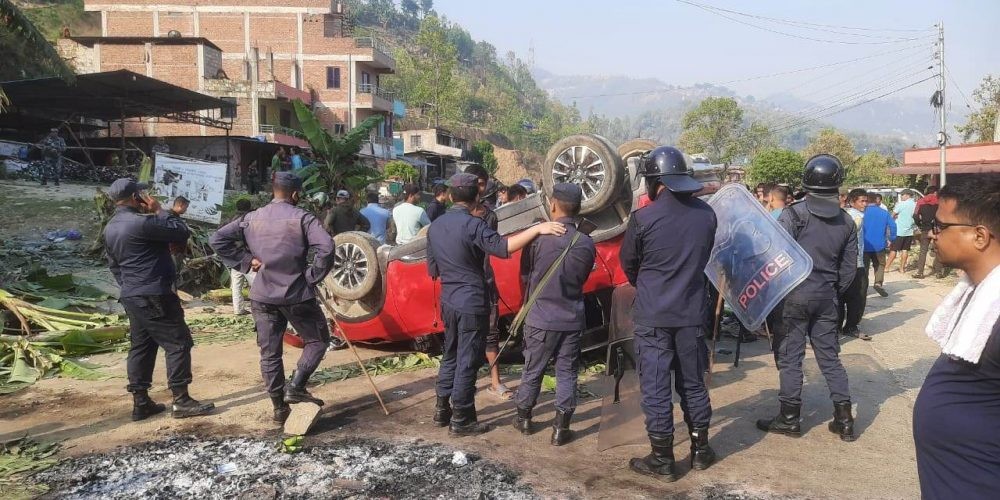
[
  {"xmin": 324, "ymin": 231, "xmax": 381, "ymax": 301},
  {"xmin": 617, "ymin": 138, "xmax": 658, "ymax": 162},
  {"xmin": 543, "ymin": 134, "xmax": 623, "ymax": 215}
]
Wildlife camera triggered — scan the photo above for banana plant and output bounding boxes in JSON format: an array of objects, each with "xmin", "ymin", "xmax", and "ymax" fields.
[{"xmin": 292, "ymin": 100, "xmax": 385, "ymax": 198}]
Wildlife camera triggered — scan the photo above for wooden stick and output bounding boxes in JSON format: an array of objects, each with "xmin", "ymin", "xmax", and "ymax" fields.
[
  {"xmin": 706, "ymin": 293, "xmax": 725, "ymax": 386},
  {"xmin": 316, "ymin": 294, "xmax": 390, "ymax": 416}
]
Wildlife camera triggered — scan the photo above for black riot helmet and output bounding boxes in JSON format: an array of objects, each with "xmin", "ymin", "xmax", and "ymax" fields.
[
  {"xmin": 802, "ymin": 154, "xmax": 845, "ymax": 192},
  {"xmin": 641, "ymin": 146, "xmax": 702, "ymax": 199}
]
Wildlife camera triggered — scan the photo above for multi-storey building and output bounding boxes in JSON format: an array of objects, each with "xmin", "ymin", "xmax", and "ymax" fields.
[{"xmin": 58, "ymin": 0, "xmax": 398, "ymax": 181}]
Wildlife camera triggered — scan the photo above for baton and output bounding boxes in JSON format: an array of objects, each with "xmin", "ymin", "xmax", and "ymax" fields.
[
  {"xmin": 706, "ymin": 293, "xmax": 725, "ymax": 386},
  {"xmin": 315, "ymin": 291, "xmax": 390, "ymax": 416}
]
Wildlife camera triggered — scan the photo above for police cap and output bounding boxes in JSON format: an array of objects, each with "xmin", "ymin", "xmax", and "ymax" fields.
[
  {"xmin": 273, "ymin": 171, "xmax": 303, "ymax": 191},
  {"xmin": 107, "ymin": 178, "xmax": 149, "ymax": 202},
  {"xmin": 447, "ymin": 172, "xmax": 478, "ymax": 188},
  {"xmin": 552, "ymin": 183, "xmax": 582, "ymax": 205}
]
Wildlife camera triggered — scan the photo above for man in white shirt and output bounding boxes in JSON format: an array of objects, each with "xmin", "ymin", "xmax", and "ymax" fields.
[
  {"xmin": 888, "ymin": 190, "xmax": 917, "ymax": 273},
  {"xmin": 392, "ymin": 184, "xmax": 431, "ymax": 244}
]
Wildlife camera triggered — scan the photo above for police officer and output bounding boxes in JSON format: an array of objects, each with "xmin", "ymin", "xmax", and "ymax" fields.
[
  {"xmin": 619, "ymin": 146, "xmax": 717, "ymax": 481},
  {"xmin": 210, "ymin": 172, "xmax": 336, "ymax": 425},
  {"xmin": 427, "ymin": 173, "xmax": 565, "ymax": 436},
  {"xmin": 512, "ymin": 183, "xmax": 596, "ymax": 445},
  {"xmin": 756, "ymin": 154, "xmax": 859, "ymax": 442},
  {"xmin": 103, "ymin": 178, "xmax": 215, "ymax": 421},
  {"xmin": 40, "ymin": 128, "xmax": 66, "ymax": 187}
]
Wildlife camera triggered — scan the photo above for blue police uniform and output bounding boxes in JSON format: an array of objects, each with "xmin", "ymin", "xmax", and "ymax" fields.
[
  {"xmin": 427, "ymin": 201, "xmax": 508, "ymax": 414},
  {"xmin": 105, "ymin": 199, "xmax": 193, "ymax": 393},
  {"xmin": 210, "ymin": 174, "xmax": 335, "ymax": 402},
  {"xmin": 515, "ymin": 212, "xmax": 596, "ymax": 418},
  {"xmin": 774, "ymin": 196, "xmax": 857, "ymax": 408},
  {"xmin": 620, "ymin": 189, "xmax": 716, "ymax": 437}
]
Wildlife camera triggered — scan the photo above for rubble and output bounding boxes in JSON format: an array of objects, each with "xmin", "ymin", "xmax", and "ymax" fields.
[{"xmin": 34, "ymin": 436, "xmax": 538, "ymax": 499}]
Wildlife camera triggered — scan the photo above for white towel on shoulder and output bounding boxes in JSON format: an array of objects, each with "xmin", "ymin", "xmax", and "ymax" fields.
[{"xmin": 925, "ymin": 265, "xmax": 1000, "ymax": 363}]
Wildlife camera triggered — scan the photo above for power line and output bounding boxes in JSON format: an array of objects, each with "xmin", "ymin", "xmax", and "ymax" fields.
[
  {"xmin": 775, "ymin": 43, "xmax": 931, "ymax": 96},
  {"xmin": 675, "ymin": 0, "xmax": 935, "ymax": 33},
  {"xmin": 792, "ymin": 52, "xmax": 933, "ymax": 102},
  {"xmin": 676, "ymin": 0, "xmax": 935, "ymax": 45},
  {"xmin": 769, "ymin": 76, "xmax": 937, "ymax": 133},
  {"xmin": 943, "ymin": 62, "xmax": 975, "ymax": 111}
]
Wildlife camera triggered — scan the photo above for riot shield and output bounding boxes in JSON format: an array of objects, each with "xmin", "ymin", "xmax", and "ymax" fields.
[
  {"xmin": 597, "ymin": 284, "xmax": 647, "ymax": 451},
  {"xmin": 705, "ymin": 184, "xmax": 813, "ymax": 331}
]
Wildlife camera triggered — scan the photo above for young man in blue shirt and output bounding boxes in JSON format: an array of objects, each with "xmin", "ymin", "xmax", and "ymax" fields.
[{"xmin": 863, "ymin": 192, "xmax": 897, "ymax": 297}]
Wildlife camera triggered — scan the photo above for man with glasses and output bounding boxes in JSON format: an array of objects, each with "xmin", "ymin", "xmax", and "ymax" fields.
[{"xmin": 913, "ymin": 175, "xmax": 1000, "ymax": 499}]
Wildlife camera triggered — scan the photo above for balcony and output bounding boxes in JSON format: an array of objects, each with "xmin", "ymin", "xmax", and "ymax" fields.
[
  {"xmin": 259, "ymin": 124, "xmax": 309, "ymax": 148},
  {"xmin": 355, "ymin": 36, "xmax": 395, "ymax": 71},
  {"xmin": 203, "ymin": 79, "xmax": 312, "ymax": 104},
  {"xmin": 360, "ymin": 135, "xmax": 395, "ymax": 160},
  {"xmin": 356, "ymin": 83, "xmax": 394, "ymax": 112}
]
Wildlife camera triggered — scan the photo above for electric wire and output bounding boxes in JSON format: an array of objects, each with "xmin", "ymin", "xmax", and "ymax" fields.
[{"xmin": 943, "ymin": 62, "xmax": 975, "ymax": 110}]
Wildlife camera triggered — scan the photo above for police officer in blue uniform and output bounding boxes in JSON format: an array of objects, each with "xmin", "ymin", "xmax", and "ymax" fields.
[
  {"xmin": 756, "ymin": 154, "xmax": 859, "ymax": 442},
  {"xmin": 104, "ymin": 178, "xmax": 215, "ymax": 421},
  {"xmin": 620, "ymin": 147, "xmax": 717, "ymax": 481},
  {"xmin": 511, "ymin": 183, "xmax": 597, "ymax": 446},
  {"xmin": 427, "ymin": 173, "xmax": 566, "ymax": 436},
  {"xmin": 210, "ymin": 172, "xmax": 336, "ymax": 425}
]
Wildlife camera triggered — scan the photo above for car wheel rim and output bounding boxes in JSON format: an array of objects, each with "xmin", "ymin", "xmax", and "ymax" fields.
[
  {"xmin": 332, "ymin": 242, "xmax": 369, "ymax": 289},
  {"xmin": 552, "ymin": 145, "xmax": 606, "ymax": 201}
]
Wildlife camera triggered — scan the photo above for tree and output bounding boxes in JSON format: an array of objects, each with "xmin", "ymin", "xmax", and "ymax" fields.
[
  {"xmin": 469, "ymin": 140, "xmax": 499, "ymax": 175},
  {"xmin": 802, "ymin": 128, "xmax": 857, "ymax": 169},
  {"xmin": 956, "ymin": 75, "xmax": 1000, "ymax": 143},
  {"xmin": 400, "ymin": 0, "xmax": 419, "ymax": 18},
  {"xmin": 848, "ymin": 151, "xmax": 897, "ymax": 187},
  {"xmin": 746, "ymin": 149, "xmax": 804, "ymax": 188},
  {"xmin": 384, "ymin": 160, "xmax": 419, "ymax": 182},
  {"xmin": 677, "ymin": 97, "xmax": 744, "ymax": 164},
  {"xmin": 419, "ymin": 0, "xmax": 434, "ymax": 17},
  {"xmin": 292, "ymin": 100, "xmax": 384, "ymax": 195},
  {"xmin": 412, "ymin": 15, "xmax": 460, "ymax": 127}
]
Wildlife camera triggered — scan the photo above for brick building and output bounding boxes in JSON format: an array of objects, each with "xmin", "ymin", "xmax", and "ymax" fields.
[{"xmin": 58, "ymin": 0, "xmax": 398, "ymax": 182}]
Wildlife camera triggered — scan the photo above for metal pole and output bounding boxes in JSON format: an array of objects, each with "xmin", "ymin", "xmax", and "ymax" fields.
[{"xmin": 937, "ymin": 22, "xmax": 947, "ymax": 186}]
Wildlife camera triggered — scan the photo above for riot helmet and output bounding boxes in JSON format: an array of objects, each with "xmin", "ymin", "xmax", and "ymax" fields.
[
  {"xmin": 802, "ymin": 154, "xmax": 845, "ymax": 192},
  {"xmin": 640, "ymin": 146, "xmax": 702, "ymax": 199}
]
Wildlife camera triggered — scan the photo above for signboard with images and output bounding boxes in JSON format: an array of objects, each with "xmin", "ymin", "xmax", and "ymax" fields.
[
  {"xmin": 704, "ymin": 184, "xmax": 813, "ymax": 331},
  {"xmin": 153, "ymin": 153, "xmax": 226, "ymax": 224}
]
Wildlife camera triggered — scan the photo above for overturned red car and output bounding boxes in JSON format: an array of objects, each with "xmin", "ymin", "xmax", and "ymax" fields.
[{"xmin": 321, "ymin": 135, "xmax": 721, "ymax": 350}]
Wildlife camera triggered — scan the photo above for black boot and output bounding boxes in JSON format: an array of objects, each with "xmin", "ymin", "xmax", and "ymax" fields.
[
  {"xmin": 689, "ymin": 426, "xmax": 717, "ymax": 470},
  {"xmin": 271, "ymin": 394, "xmax": 291, "ymax": 425},
  {"xmin": 131, "ymin": 390, "xmax": 166, "ymax": 421},
  {"xmin": 828, "ymin": 401, "xmax": 856, "ymax": 442},
  {"xmin": 449, "ymin": 406, "xmax": 490, "ymax": 437},
  {"xmin": 550, "ymin": 409, "xmax": 573, "ymax": 446},
  {"xmin": 512, "ymin": 407, "xmax": 532, "ymax": 435},
  {"xmin": 755, "ymin": 401, "xmax": 801, "ymax": 437},
  {"xmin": 433, "ymin": 396, "xmax": 452, "ymax": 427},
  {"xmin": 170, "ymin": 388, "xmax": 215, "ymax": 419},
  {"xmin": 284, "ymin": 371, "xmax": 324, "ymax": 406},
  {"xmin": 629, "ymin": 433, "xmax": 676, "ymax": 482}
]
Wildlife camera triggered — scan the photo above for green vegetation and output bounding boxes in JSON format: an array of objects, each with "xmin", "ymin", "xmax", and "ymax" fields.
[
  {"xmin": 469, "ymin": 140, "xmax": 498, "ymax": 175},
  {"xmin": 747, "ymin": 149, "xmax": 805, "ymax": 188},
  {"xmin": 0, "ymin": 0, "xmax": 76, "ymax": 80},
  {"xmin": 956, "ymin": 74, "xmax": 999, "ymax": 144},
  {"xmin": 0, "ymin": 437, "xmax": 61, "ymax": 499},
  {"xmin": 384, "ymin": 160, "xmax": 420, "ymax": 182},
  {"xmin": 293, "ymin": 100, "xmax": 384, "ymax": 196}
]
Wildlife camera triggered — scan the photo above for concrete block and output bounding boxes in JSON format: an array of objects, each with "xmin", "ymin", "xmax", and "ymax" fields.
[{"xmin": 283, "ymin": 402, "xmax": 322, "ymax": 436}]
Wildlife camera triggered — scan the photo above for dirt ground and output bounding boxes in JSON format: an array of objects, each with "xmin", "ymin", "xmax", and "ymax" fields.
[{"xmin": 1, "ymin": 180, "xmax": 954, "ymax": 499}]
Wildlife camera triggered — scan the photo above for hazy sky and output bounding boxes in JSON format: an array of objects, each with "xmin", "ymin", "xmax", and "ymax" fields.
[{"xmin": 433, "ymin": 0, "xmax": 997, "ymax": 107}]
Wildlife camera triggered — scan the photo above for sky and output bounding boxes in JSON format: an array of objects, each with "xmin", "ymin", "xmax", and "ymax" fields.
[{"xmin": 431, "ymin": 0, "xmax": 997, "ymax": 107}]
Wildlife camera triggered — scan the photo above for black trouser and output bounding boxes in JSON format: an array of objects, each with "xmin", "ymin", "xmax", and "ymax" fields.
[
  {"xmin": 121, "ymin": 294, "xmax": 194, "ymax": 393},
  {"xmin": 634, "ymin": 324, "xmax": 711, "ymax": 435},
  {"xmin": 515, "ymin": 326, "xmax": 582, "ymax": 413},
  {"xmin": 436, "ymin": 305, "xmax": 489, "ymax": 410},
  {"xmin": 839, "ymin": 268, "xmax": 867, "ymax": 332},
  {"xmin": 864, "ymin": 251, "xmax": 886, "ymax": 287},
  {"xmin": 914, "ymin": 231, "xmax": 943, "ymax": 276},
  {"xmin": 250, "ymin": 299, "xmax": 331, "ymax": 396},
  {"xmin": 773, "ymin": 298, "xmax": 851, "ymax": 406}
]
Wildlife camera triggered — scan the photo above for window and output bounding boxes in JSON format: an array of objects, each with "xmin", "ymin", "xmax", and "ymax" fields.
[
  {"xmin": 334, "ymin": 124, "xmax": 346, "ymax": 135},
  {"xmin": 411, "ymin": 135, "xmax": 422, "ymax": 148},
  {"xmin": 220, "ymin": 98, "xmax": 237, "ymax": 119},
  {"xmin": 326, "ymin": 67, "xmax": 341, "ymax": 89},
  {"xmin": 279, "ymin": 109, "xmax": 292, "ymax": 128},
  {"xmin": 259, "ymin": 104, "xmax": 268, "ymax": 124},
  {"xmin": 361, "ymin": 71, "xmax": 371, "ymax": 87}
]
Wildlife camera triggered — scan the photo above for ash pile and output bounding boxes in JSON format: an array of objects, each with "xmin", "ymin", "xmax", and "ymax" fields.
[{"xmin": 34, "ymin": 436, "xmax": 537, "ymax": 500}]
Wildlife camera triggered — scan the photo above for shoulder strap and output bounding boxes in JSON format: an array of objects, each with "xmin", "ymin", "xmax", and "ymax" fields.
[{"xmin": 507, "ymin": 231, "xmax": 583, "ymax": 338}]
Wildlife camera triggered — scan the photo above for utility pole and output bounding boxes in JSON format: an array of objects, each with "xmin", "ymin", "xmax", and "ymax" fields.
[{"xmin": 935, "ymin": 22, "xmax": 947, "ymax": 186}]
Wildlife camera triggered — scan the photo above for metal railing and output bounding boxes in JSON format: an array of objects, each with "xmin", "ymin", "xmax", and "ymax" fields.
[
  {"xmin": 355, "ymin": 36, "xmax": 393, "ymax": 62},
  {"xmin": 259, "ymin": 124, "xmax": 306, "ymax": 139},
  {"xmin": 357, "ymin": 83, "xmax": 395, "ymax": 102}
]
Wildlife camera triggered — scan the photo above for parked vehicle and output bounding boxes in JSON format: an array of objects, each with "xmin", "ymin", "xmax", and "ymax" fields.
[{"xmin": 321, "ymin": 134, "xmax": 721, "ymax": 350}]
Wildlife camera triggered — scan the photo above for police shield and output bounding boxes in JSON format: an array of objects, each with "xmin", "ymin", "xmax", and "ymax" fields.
[
  {"xmin": 597, "ymin": 284, "xmax": 647, "ymax": 451},
  {"xmin": 704, "ymin": 184, "xmax": 813, "ymax": 331}
]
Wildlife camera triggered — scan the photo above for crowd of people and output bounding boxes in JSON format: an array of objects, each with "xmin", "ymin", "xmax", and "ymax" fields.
[{"xmin": 96, "ymin": 141, "xmax": 998, "ymax": 497}]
